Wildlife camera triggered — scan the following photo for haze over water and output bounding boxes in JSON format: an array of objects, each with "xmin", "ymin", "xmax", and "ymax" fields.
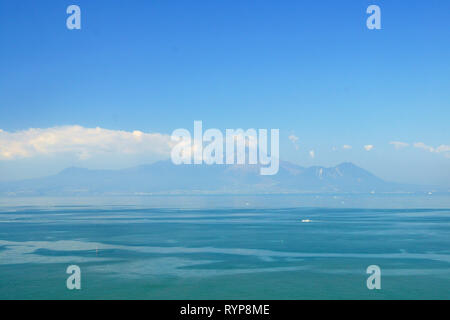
[{"xmin": 0, "ymin": 194, "xmax": 449, "ymax": 299}]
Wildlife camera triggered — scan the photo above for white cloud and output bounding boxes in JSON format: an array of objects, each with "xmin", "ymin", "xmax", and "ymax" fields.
[
  {"xmin": 413, "ymin": 142, "xmax": 434, "ymax": 153},
  {"xmin": 364, "ymin": 145, "xmax": 374, "ymax": 151},
  {"xmin": 342, "ymin": 145, "xmax": 352, "ymax": 150},
  {"xmin": 0, "ymin": 125, "xmax": 174, "ymax": 160},
  {"xmin": 389, "ymin": 141, "xmax": 409, "ymax": 149},
  {"xmin": 288, "ymin": 135, "xmax": 299, "ymax": 143},
  {"xmin": 413, "ymin": 142, "xmax": 450, "ymax": 157},
  {"xmin": 309, "ymin": 150, "xmax": 315, "ymax": 158},
  {"xmin": 288, "ymin": 135, "xmax": 299, "ymax": 150},
  {"xmin": 436, "ymin": 145, "xmax": 450, "ymax": 153}
]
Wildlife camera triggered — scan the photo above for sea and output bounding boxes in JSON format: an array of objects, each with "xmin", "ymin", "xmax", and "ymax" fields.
[{"xmin": 0, "ymin": 194, "xmax": 449, "ymax": 299}]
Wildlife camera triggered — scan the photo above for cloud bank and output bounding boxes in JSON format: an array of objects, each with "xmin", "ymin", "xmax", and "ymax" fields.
[
  {"xmin": 413, "ymin": 142, "xmax": 450, "ymax": 155},
  {"xmin": 388, "ymin": 141, "xmax": 449, "ymax": 158},
  {"xmin": 0, "ymin": 126, "xmax": 174, "ymax": 160}
]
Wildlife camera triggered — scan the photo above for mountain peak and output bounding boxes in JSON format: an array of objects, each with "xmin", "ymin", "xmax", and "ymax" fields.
[{"xmin": 335, "ymin": 162, "xmax": 359, "ymax": 169}]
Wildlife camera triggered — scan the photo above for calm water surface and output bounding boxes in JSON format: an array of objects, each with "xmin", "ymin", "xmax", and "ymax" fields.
[{"xmin": 0, "ymin": 194, "xmax": 449, "ymax": 299}]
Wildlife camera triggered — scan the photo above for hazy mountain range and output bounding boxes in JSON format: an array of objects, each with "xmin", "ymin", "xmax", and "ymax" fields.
[{"xmin": 0, "ymin": 160, "xmax": 442, "ymax": 196}]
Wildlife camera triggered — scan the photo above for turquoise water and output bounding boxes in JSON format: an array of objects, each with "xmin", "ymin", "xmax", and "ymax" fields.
[{"xmin": 0, "ymin": 195, "xmax": 449, "ymax": 299}]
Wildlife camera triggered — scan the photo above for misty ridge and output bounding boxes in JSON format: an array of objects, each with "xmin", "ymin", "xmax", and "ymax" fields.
[{"xmin": 0, "ymin": 160, "xmax": 443, "ymax": 196}]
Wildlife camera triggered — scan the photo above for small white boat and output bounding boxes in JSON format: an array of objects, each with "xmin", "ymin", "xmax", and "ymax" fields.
[{"xmin": 301, "ymin": 219, "xmax": 312, "ymax": 223}]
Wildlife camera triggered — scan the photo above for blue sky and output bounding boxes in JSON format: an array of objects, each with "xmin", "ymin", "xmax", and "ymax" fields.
[{"xmin": 0, "ymin": 0, "xmax": 449, "ymax": 186}]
